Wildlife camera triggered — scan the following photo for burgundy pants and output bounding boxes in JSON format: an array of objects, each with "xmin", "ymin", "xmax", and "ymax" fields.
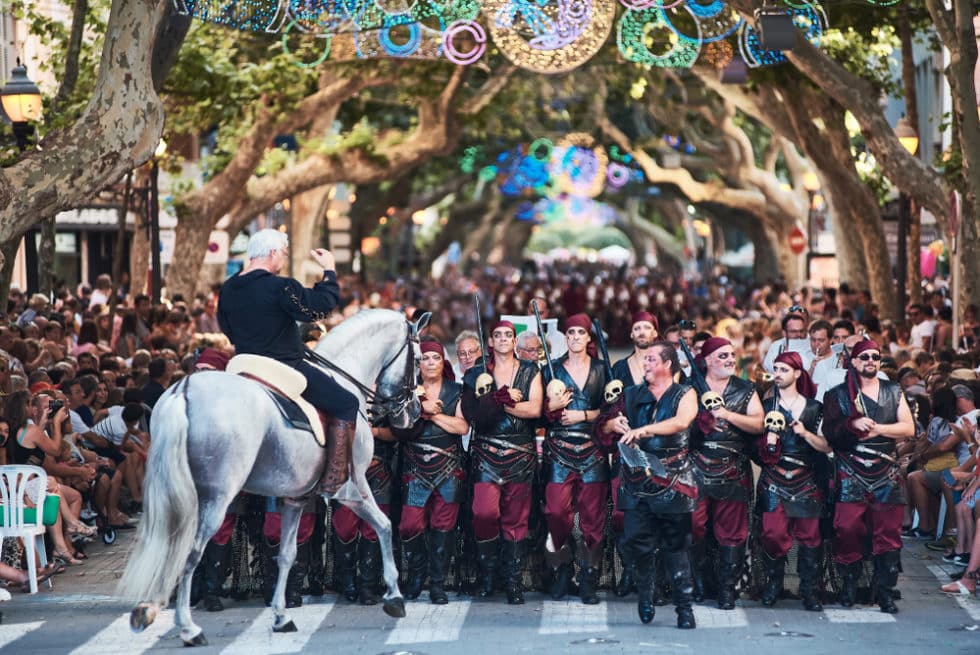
[
  {"xmin": 472, "ymin": 481, "xmax": 531, "ymax": 542},
  {"xmin": 611, "ymin": 475, "xmax": 624, "ymax": 534},
  {"xmin": 332, "ymin": 503, "xmax": 390, "ymax": 543},
  {"xmin": 691, "ymin": 496, "xmax": 748, "ymax": 546},
  {"xmin": 545, "ymin": 476, "xmax": 608, "ymax": 550},
  {"xmin": 833, "ymin": 501, "xmax": 903, "ymax": 564},
  {"xmin": 263, "ymin": 512, "xmax": 316, "ymax": 544},
  {"xmin": 760, "ymin": 504, "xmax": 821, "ymax": 558},
  {"xmin": 399, "ymin": 490, "xmax": 459, "ymax": 539},
  {"xmin": 211, "ymin": 514, "xmax": 236, "ymax": 546}
]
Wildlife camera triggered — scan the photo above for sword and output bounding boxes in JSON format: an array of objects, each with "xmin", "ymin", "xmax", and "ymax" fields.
[
  {"xmin": 617, "ymin": 441, "xmax": 667, "ymax": 478},
  {"xmin": 473, "ymin": 293, "xmax": 493, "ymax": 397},
  {"xmin": 592, "ymin": 317, "xmax": 623, "ymax": 403},
  {"xmin": 532, "ymin": 300, "xmax": 567, "ymax": 400}
]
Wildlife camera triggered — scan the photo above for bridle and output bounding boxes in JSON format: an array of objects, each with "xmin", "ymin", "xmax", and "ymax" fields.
[{"xmin": 304, "ymin": 320, "xmax": 419, "ymax": 425}]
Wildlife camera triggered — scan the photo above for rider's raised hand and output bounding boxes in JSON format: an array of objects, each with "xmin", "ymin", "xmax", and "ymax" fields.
[{"xmin": 311, "ymin": 248, "xmax": 335, "ymax": 272}]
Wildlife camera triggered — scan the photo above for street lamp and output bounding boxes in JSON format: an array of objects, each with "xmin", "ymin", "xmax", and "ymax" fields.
[
  {"xmin": 894, "ymin": 116, "xmax": 918, "ymax": 321},
  {"xmin": 1, "ymin": 60, "xmax": 42, "ymax": 151},
  {"xmin": 149, "ymin": 138, "xmax": 166, "ymax": 304}
]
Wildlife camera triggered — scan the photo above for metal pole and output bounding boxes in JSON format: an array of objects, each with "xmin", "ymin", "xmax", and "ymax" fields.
[
  {"xmin": 895, "ymin": 193, "xmax": 908, "ymax": 322},
  {"xmin": 150, "ymin": 159, "xmax": 161, "ymax": 304}
]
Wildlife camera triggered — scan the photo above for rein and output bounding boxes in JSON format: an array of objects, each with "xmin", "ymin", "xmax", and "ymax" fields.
[{"xmin": 303, "ymin": 320, "xmax": 418, "ymax": 424}]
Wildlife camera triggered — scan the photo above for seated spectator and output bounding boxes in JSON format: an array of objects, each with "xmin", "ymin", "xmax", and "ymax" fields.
[
  {"xmin": 141, "ymin": 357, "xmax": 172, "ymax": 408},
  {"xmin": 906, "ymin": 387, "xmax": 961, "ymax": 539}
]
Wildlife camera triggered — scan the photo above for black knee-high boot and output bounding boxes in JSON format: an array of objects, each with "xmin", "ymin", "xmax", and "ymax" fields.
[
  {"xmin": 502, "ymin": 539, "xmax": 526, "ymax": 605},
  {"xmin": 546, "ymin": 542, "xmax": 574, "ymax": 600},
  {"xmin": 401, "ymin": 533, "xmax": 427, "ymax": 600},
  {"xmin": 332, "ymin": 535, "xmax": 359, "ymax": 602},
  {"xmin": 286, "ymin": 539, "xmax": 309, "ymax": 609},
  {"xmin": 797, "ymin": 546, "xmax": 824, "ymax": 611},
  {"xmin": 262, "ymin": 539, "xmax": 280, "ymax": 607},
  {"xmin": 874, "ymin": 550, "xmax": 901, "ymax": 614},
  {"xmin": 476, "ymin": 537, "xmax": 499, "ymax": 598},
  {"xmin": 577, "ymin": 542, "xmax": 603, "ymax": 605},
  {"xmin": 664, "ymin": 549, "xmax": 696, "ymax": 630},
  {"xmin": 836, "ymin": 560, "xmax": 862, "ymax": 608},
  {"xmin": 358, "ymin": 539, "xmax": 382, "ymax": 606},
  {"xmin": 716, "ymin": 545, "xmax": 744, "ymax": 610},
  {"xmin": 202, "ymin": 541, "xmax": 230, "ymax": 612},
  {"xmin": 761, "ymin": 552, "xmax": 785, "ymax": 608},
  {"xmin": 615, "ymin": 536, "xmax": 636, "ymax": 597},
  {"xmin": 427, "ymin": 530, "xmax": 453, "ymax": 605},
  {"xmin": 635, "ymin": 557, "xmax": 656, "ymax": 624},
  {"xmin": 688, "ymin": 540, "xmax": 706, "ymax": 602}
]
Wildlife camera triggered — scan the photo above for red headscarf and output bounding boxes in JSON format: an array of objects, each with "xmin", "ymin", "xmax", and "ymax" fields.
[
  {"xmin": 490, "ymin": 320, "xmax": 515, "ymax": 335},
  {"xmin": 564, "ymin": 313, "xmax": 598, "ymax": 358},
  {"xmin": 699, "ymin": 336, "xmax": 731, "ymax": 359},
  {"xmin": 420, "ymin": 340, "xmax": 455, "ymax": 381},
  {"xmin": 195, "ymin": 347, "xmax": 230, "ymax": 371},
  {"xmin": 774, "ymin": 351, "xmax": 816, "ymax": 399},
  {"xmin": 631, "ymin": 311, "xmax": 659, "ymax": 331}
]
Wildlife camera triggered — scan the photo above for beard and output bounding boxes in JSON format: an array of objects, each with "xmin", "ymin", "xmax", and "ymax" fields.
[
  {"xmin": 859, "ymin": 368, "xmax": 878, "ymax": 379},
  {"xmin": 634, "ymin": 337, "xmax": 653, "ymax": 349},
  {"xmin": 776, "ymin": 378, "xmax": 795, "ymax": 390}
]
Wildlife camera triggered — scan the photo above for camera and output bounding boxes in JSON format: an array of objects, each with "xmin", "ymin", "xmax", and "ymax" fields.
[{"xmin": 47, "ymin": 400, "xmax": 64, "ymax": 417}]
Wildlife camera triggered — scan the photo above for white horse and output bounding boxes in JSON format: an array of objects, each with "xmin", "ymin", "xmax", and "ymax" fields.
[{"xmin": 119, "ymin": 309, "xmax": 427, "ymax": 646}]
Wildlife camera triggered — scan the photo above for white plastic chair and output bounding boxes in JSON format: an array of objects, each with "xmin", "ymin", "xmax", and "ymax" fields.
[{"xmin": 0, "ymin": 465, "xmax": 53, "ymax": 593}]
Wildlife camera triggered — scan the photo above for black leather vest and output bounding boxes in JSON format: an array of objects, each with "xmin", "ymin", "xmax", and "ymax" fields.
[
  {"xmin": 692, "ymin": 376, "xmax": 756, "ymax": 500},
  {"xmin": 543, "ymin": 356, "xmax": 608, "ymax": 483},
  {"xmin": 828, "ymin": 379, "xmax": 906, "ymax": 505},
  {"xmin": 403, "ymin": 380, "xmax": 465, "ymax": 506},
  {"xmin": 618, "ymin": 383, "xmax": 697, "ymax": 513},
  {"xmin": 757, "ymin": 395, "xmax": 825, "ymax": 517},
  {"xmin": 611, "ymin": 356, "xmax": 640, "ymax": 388}
]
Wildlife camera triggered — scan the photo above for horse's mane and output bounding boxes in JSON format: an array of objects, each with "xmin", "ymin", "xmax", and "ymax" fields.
[{"xmin": 316, "ymin": 309, "xmax": 406, "ymax": 370}]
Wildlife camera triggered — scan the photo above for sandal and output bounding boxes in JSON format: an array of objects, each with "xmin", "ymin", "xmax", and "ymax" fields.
[
  {"xmin": 941, "ymin": 580, "xmax": 976, "ymax": 595},
  {"xmin": 52, "ymin": 550, "xmax": 84, "ymax": 566},
  {"xmin": 16, "ymin": 563, "xmax": 59, "ymax": 592},
  {"xmin": 68, "ymin": 523, "xmax": 97, "ymax": 538}
]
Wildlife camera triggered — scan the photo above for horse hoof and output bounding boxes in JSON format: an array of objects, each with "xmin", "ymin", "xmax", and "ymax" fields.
[
  {"xmin": 130, "ymin": 604, "xmax": 157, "ymax": 633},
  {"xmin": 383, "ymin": 597, "xmax": 406, "ymax": 618},
  {"xmin": 182, "ymin": 633, "xmax": 209, "ymax": 647},
  {"xmin": 273, "ymin": 620, "xmax": 298, "ymax": 633}
]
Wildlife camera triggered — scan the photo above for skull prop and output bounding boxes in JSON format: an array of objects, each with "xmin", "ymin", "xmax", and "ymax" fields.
[
  {"xmin": 764, "ymin": 410, "xmax": 787, "ymax": 433},
  {"xmin": 701, "ymin": 391, "xmax": 724, "ymax": 412},
  {"xmin": 546, "ymin": 379, "xmax": 568, "ymax": 406},
  {"xmin": 416, "ymin": 385, "xmax": 426, "ymax": 400},
  {"xmin": 475, "ymin": 372, "xmax": 494, "ymax": 398},
  {"xmin": 604, "ymin": 379, "xmax": 624, "ymax": 404}
]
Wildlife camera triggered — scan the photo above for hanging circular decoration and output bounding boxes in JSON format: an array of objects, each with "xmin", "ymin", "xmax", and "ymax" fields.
[
  {"xmin": 606, "ymin": 162, "xmax": 631, "ymax": 188},
  {"xmin": 378, "ymin": 13, "xmax": 423, "ymax": 56},
  {"xmin": 529, "ymin": 137, "xmax": 555, "ymax": 162},
  {"xmin": 485, "ymin": 0, "xmax": 617, "ymax": 74},
  {"xmin": 739, "ymin": 2, "xmax": 826, "ymax": 68},
  {"xmin": 617, "ymin": 6, "xmax": 702, "ymax": 68},
  {"xmin": 281, "ymin": 19, "xmax": 333, "ymax": 67},
  {"xmin": 443, "ymin": 19, "xmax": 487, "ymax": 63},
  {"xmin": 619, "ymin": 0, "xmax": 687, "ymax": 8},
  {"xmin": 284, "ymin": 0, "xmax": 372, "ymax": 34},
  {"xmin": 553, "ymin": 133, "xmax": 608, "ymax": 198},
  {"xmin": 663, "ymin": 1, "xmax": 742, "ymax": 44}
]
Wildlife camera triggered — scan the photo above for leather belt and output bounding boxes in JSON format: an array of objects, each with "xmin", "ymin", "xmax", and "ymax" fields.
[
  {"xmin": 477, "ymin": 435, "xmax": 536, "ymax": 455},
  {"xmin": 550, "ymin": 438, "xmax": 597, "ymax": 453},
  {"xmin": 779, "ymin": 454, "xmax": 808, "ymax": 468},
  {"xmin": 855, "ymin": 444, "xmax": 897, "ymax": 464}
]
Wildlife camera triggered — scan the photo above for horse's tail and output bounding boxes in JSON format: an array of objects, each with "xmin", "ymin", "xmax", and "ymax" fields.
[{"xmin": 118, "ymin": 379, "xmax": 198, "ymax": 604}]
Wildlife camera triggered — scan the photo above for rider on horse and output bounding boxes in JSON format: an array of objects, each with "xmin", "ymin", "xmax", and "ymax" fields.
[{"xmin": 217, "ymin": 229, "xmax": 359, "ymax": 494}]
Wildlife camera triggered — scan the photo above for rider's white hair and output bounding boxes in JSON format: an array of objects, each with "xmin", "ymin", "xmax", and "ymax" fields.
[{"xmin": 246, "ymin": 229, "xmax": 288, "ymax": 260}]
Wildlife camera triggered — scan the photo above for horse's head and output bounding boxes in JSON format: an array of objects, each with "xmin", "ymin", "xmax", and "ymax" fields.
[{"xmin": 374, "ymin": 311, "xmax": 430, "ymax": 429}]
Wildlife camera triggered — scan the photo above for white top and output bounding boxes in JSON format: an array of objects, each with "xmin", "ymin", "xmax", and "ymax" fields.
[
  {"xmin": 909, "ymin": 320, "xmax": 936, "ymax": 350},
  {"xmin": 762, "ymin": 338, "xmax": 814, "ymax": 373}
]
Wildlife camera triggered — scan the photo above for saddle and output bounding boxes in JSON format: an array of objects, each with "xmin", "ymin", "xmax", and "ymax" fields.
[{"xmin": 226, "ymin": 354, "xmax": 327, "ymax": 447}]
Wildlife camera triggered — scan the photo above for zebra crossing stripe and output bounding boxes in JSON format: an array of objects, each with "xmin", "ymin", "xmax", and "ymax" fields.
[
  {"xmin": 0, "ymin": 621, "xmax": 44, "ymax": 648},
  {"xmin": 691, "ymin": 606, "xmax": 748, "ymax": 628},
  {"xmin": 68, "ymin": 610, "xmax": 175, "ymax": 655},
  {"xmin": 220, "ymin": 600, "xmax": 336, "ymax": 654},
  {"xmin": 386, "ymin": 596, "xmax": 472, "ymax": 644},
  {"xmin": 823, "ymin": 608, "xmax": 896, "ymax": 623},
  {"xmin": 539, "ymin": 600, "xmax": 609, "ymax": 635},
  {"xmin": 927, "ymin": 563, "xmax": 980, "ymax": 621}
]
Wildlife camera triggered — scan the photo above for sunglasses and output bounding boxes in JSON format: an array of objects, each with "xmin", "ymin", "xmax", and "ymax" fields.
[
  {"xmin": 679, "ymin": 320, "xmax": 696, "ymax": 330},
  {"xmin": 788, "ymin": 305, "xmax": 808, "ymax": 315},
  {"xmin": 856, "ymin": 353, "xmax": 881, "ymax": 362}
]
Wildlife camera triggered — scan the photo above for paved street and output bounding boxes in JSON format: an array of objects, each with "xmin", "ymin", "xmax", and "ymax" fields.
[{"xmin": 1, "ymin": 540, "xmax": 977, "ymax": 655}]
